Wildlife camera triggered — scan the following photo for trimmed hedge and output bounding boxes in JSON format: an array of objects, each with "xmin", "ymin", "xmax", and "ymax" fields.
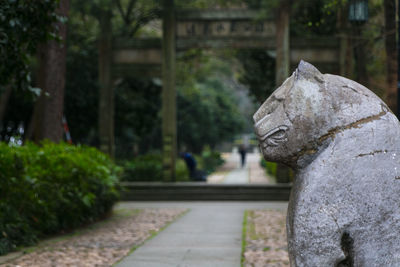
[
  {"xmin": 121, "ymin": 150, "xmax": 224, "ymax": 182},
  {"xmin": 121, "ymin": 153, "xmax": 190, "ymax": 182},
  {"xmin": 198, "ymin": 149, "xmax": 224, "ymax": 174},
  {"xmin": 0, "ymin": 142, "xmax": 120, "ymax": 255}
]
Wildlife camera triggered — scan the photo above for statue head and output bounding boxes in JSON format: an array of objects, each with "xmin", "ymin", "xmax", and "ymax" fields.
[{"xmin": 253, "ymin": 61, "xmax": 389, "ymax": 168}]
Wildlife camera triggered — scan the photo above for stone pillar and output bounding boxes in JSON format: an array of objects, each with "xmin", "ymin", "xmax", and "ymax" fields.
[
  {"xmin": 275, "ymin": 1, "xmax": 291, "ymax": 183},
  {"xmin": 275, "ymin": 0, "xmax": 290, "ymax": 85},
  {"xmin": 162, "ymin": 0, "xmax": 177, "ymax": 182},
  {"xmin": 98, "ymin": 6, "xmax": 115, "ymax": 157}
]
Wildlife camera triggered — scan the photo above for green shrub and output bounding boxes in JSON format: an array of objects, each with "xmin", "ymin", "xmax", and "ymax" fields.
[
  {"xmin": 121, "ymin": 153, "xmax": 190, "ymax": 182},
  {"xmin": 121, "ymin": 153, "xmax": 163, "ymax": 182},
  {"xmin": 0, "ymin": 141, "xmax": 120, "ymax": 255},
  {"xmin": 199, "ymin": 149, "xmax": 224, "ymax": 174},
  {"xmin": 260, "ymin": 158, "xmax": 277, "ymax": 177},
  {"xmin": 175, "ymin": 159, "xmax": 190, "ymax": 181}
]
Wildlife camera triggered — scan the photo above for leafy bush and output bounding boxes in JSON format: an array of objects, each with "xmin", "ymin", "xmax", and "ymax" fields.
[
  {"xmin": 198, "ymin": 149, "xmax": 224, "ymax": 174},
  {"xmin": 121, "ymin": 153, "xmax": 189, "ymax": 182},
  {"xmin": 260, "ymin": 159, "xmax": 277, "ymax": 178},
  {"xmin": 0, "ymin": 142, "xmax": 120, "ymax": 255},
  {"xmin": 121, "ymin": 153, "xmax": 163, "ymax": 182}
]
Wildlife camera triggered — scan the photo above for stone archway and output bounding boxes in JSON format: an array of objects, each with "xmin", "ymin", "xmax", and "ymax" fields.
[{"xmin": 100, "ymin": 1, "xmax": 343, "ymax": 181}]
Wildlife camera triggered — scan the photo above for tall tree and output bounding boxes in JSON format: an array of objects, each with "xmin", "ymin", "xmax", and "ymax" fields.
[
  {"xmin": 0, "ymin": 86, "xmax": 12, "ymax": 125},
  {"xmin": 28, "ymin": 0, "xmax": 70, "ymax": 142},
  {"xmin": 0, "ymin": 0, "xmax": 59, "ymax": 132},
  {"xmin": 97, "ymin": 3, "xmax": 114, "ymax": 156},
  {"xmin": 384, "ymin": 0, "xmax": 397, "ymax": 113}
]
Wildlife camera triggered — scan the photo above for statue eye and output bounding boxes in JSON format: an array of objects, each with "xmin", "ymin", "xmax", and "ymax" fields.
[
  {"xmin": 264, "ymin": 125, "xmax": 289, "ymax": 147},
  {"xmin": 271, "ymin": 129, "xmax": 286, "ymax": 139}
]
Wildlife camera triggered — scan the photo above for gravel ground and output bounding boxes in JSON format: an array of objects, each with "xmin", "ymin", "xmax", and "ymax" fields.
[
  {"xmin": 243, "ymin": 210, "xmax": 290, "ymax": 267},
  {"xmin": 0, "ymin": 208, "xmax": 186, "ymax": 267}
]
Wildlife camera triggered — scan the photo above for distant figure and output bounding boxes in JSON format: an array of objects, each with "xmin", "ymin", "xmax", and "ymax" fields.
[
  {"xmin": 180, "ymin": 152, "xmax": 206, "ymax": 181},
  {"xmin": 238, "ymin": 144, "xmax": 247, "ymax": 167},
  {"xmin": 181, "ymin": 152, "xmax": 196, "ymax": 178}
]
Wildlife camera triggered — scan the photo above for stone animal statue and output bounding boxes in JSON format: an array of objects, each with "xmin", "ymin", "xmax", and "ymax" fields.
[{"xmin": 254, "ymin": 61, "xmax": 400, "ymax": 266}]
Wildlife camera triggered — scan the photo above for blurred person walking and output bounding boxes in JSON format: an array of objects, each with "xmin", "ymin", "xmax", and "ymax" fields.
[{"xmin": 239, "ymin": 144, "xmax": 247, "ymax": 168}]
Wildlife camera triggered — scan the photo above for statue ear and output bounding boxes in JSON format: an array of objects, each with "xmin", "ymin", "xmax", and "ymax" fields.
[
  {"xmin": 286, "ymin": 61, "xmax": 328, "ymax": 123},
  {"xmin": 295, "ymin": 60, "xmax": 324, "ymax": 84}
]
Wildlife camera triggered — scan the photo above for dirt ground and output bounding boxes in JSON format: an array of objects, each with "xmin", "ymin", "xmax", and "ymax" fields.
[
  {"xmin": 243, "ymin": 210, "xmax": 290, "ymax": 267},
  {"xmin": 0, "ymin": 208, "xmax": 186, "ymax": 267}
]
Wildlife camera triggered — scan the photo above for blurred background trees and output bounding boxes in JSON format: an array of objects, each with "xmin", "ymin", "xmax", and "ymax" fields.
[{"xmin": 0, "ymin": 0, "xmax": 398, "ymax": 159}]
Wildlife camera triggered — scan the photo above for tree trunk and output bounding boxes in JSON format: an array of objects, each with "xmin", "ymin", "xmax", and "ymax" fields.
[
  {"xmin": 337, "ymin": 3, "xmax": 352, "ymax": 77},
  {"xmin": 384, "ymin": 0, "xmax": 397, "ymax": 113},
  {"xmin": 98, "ymin": 6, "xmax": 115, "ymax": 157},
  {"xmin": 0, "ymin": 85, "xmax": 12, "ymax": 126},
  {"xmin": 29, "ymin": 0, "xmax": 70, "ymax": 143},
  {"xmin": 353, "ymin": 26, "xmax": 369, "ymax": 87}
]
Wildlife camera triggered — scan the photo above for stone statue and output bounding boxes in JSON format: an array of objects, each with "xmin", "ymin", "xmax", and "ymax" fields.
[{"xmin": 254, "ymin": 61, "xmax": 400, "ymax": 266}]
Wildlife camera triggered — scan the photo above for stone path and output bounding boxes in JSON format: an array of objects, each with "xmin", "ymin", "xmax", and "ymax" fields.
[
  {"xmin": 0, "ymin": 208, "xmax": 186, "ymax": 267},
  {"xmin": 115, "ymin": 201, "xmax": 287, "ymax": 267},
  {"xmin": 207, "ymin": 152, "xmax": 272, "ymax": 184}
]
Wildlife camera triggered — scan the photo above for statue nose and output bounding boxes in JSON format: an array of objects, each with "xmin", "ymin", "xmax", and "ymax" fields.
[
  {"xmin": 255, "ymin": 126, "xmax": 266, "ymax": 138},
  {"xmin": 254, "ymin": 115, "xmax": 270, "ymax": 138}
]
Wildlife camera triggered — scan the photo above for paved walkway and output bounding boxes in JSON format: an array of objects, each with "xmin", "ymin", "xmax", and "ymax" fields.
[
  {"xmin": 115, "ymin": 201, "xmax": 287, "ymax": 267},
  {"xmin": 208, "ymin": 152, "xmax": 272, "ymax": 184}
]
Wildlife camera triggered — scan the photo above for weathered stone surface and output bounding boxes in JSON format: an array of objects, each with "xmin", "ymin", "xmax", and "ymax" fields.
[{"xmin": 254, "ymin": 60, "xmax": 400, "ymax": 266}]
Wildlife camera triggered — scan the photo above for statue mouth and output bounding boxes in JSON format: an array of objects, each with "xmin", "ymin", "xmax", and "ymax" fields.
[{"xmin": 258, "ymin": 125, "xmax": 289, "ymax": 148}]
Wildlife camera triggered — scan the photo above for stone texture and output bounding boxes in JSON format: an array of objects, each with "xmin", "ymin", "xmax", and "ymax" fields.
[{"xmin": 254, "ymin": 61, "xmax": 400, "ymax": 266}]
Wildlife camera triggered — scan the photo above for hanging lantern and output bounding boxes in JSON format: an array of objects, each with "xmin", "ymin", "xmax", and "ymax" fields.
[{"xmin": 348, "ymin": 0, "xmax": 369, "ymax": 24}]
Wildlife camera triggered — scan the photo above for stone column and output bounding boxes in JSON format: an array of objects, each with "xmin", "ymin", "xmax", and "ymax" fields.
[
  {"xmin": 162, "ymin": 0, "xmax": 177, "ymax": 182},
  {"xmin": 98, "ymin": 6, "xmax": 115, "ymax": 157},
  {"xmin": 275, "ymin": 0, "xmax": 290, "ymax": 85},
  {"xmin": 275, "ymin": 1, "xmax": 291, "ymax": 183}
]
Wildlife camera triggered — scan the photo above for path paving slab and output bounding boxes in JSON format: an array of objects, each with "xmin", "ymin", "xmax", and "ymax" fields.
[{"xmin": 115, "ymin": 201, "xmax": 287, "ymax": 267}]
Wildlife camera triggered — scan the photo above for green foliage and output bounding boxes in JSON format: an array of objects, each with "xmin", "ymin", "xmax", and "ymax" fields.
[
  {"xmin": 121, "ymin": 153, "xmax": 163, "ymax": 182},
  {"xmin": 177, "ymin": 51, "xmax": 245, "ymax": 153},
  {"xmin": 291, "ymin": 0, "xmax": 339, "ymax": 37},
  {"xmin": 121, "ymin": 149, "xmax": 223, "ymax": 182},
  {"xmin": 114, "ymin": 78, "xmax": 162, "ymax": 158},
  {"xmin": 113, "ymin": 0, "xmax": 161, "ymax": 37},
  {"xmin": 65, "ymin": 1, "xmax": 164, "ymax": 156},
  {"xmin": 0, "ymin": 0, "xmax": 60, "ymax": 92},
  {"xmin": 121, "ymin": 153, "xmax": 190, "ymax": 182},
  {"xmin": 198, "ymin": 148, "xmax": 224, "ymax": 174},
  {"xmin": 64, "ymin": 21, "xmax": 99, "ymax": 146},
  {"xmin": 236, "ymin": 49, "xmax": 275, "ymax": 104},
  {"xmin": 260, "ymin": 158, "xmax": 277, "ymax": 178},
  {"xmin": 0, "ymin": 142, "xmax": 120, "ymax": 255}
]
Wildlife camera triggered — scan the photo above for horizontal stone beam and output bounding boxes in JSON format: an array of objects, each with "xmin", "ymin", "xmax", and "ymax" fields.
[
  {"xmin": 113, "ymin": 38, "xmax": 161, "ymax": 49},
  {"xmin": 113, "ymin": 48, "xmax": 162, "ymax": 64},
  {"xmin": 113, "ymin": 37, "xmax": 339, "ymax": 50},
  {"xmin": 112, "ymin": 64, "xmax": 162, "ymax": 78},
  {"xmin": 176, "ymin": 21, "xmax": 276, "ymax": 39},
  {"xmin": 176, "ymin": 9, "xmax": 273, "ymax": 21},
  {"xmin": 113, "ymin": 37, "xmax": 339, "ymax": 64},
  {"xmin": 176, "ymin": 37, "xmax": 276, "ymax": 49}
]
